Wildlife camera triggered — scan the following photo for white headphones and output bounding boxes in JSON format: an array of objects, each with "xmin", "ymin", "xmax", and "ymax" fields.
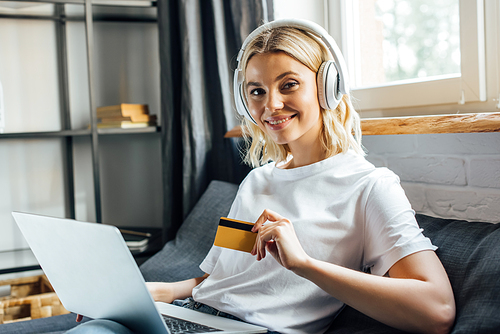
[{"xmin": 233, "ymin": 18, "xmax": 349, "ymax": 125}]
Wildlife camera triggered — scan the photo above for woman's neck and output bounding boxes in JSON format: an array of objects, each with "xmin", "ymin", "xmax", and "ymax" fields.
[{"xmin": 281, "ymin": 140, "xmax": 328, "ymax": 169}]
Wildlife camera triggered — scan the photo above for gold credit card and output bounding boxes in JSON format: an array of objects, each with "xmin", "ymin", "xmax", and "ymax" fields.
[{"xmin": 213, "ymin": 217, "xmax": 256, "ymax": 253}]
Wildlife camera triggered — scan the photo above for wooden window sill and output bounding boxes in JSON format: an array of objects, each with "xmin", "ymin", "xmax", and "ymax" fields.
[{"xmin": 224, "ymin": 112, "xmax": 500, "ymax": 137}]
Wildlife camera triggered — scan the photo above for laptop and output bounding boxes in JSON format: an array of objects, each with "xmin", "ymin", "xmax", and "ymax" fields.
[{"xmin": 12, "ymin": 212, "xmax": 267, "ymax": 334}]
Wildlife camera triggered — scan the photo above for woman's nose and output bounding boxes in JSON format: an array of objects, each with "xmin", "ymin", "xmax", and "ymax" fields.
[{"xmin": 265, "ymin": 91, "xmax": 284, "ymax": 112}]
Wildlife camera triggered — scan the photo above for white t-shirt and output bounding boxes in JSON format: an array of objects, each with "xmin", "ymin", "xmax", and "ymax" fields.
[{"xmin": 192, "ymin": 151, "xmax": 435, "ymax": 334}]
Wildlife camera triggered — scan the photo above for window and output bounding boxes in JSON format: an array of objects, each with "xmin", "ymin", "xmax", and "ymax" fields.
[
  {"xmin": 273, "ymin": 0, "xmax": 498, "ymax": 118},
  {"xmin": 347, "ymin": 0, "xmax": 460, "ymax": 88}
]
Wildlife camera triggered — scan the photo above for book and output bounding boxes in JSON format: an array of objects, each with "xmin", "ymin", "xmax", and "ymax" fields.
[
  {"xmin": 120, "ymin": 229, "xmax": 151, "ymax": 252},
  {"xmin": 94, "ymin": 104, "xmax": 157, "ymax": 129},
  {"xmin": 125, "ymin": 237, "xmax": 150, "ymax": 249},
  {"xmin": 96, "ymin": 104, "xmax": 150, "ymax": 118},
  {"xmin": 127, "ymin": 244, "xmax": 149, "ymax": 253},
  {"xmin": 98, "ymin": 114, "xmax": 157, "ymax": 123},
  {"xmin": 96, "ymin": 121, "xmax": 157, "ymax": 129},
  {"xmin": 119, "ymin": 228, "xmax": 160, "ymax": 254}
]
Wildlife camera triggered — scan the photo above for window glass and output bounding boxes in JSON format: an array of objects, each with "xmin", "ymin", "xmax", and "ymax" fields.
[{"xmin": 349, "ymin": 0, "xmax": 460, "ymax": 88}]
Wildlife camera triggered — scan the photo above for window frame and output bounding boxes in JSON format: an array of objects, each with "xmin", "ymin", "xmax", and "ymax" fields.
[
  {"xmin": 335, "ymin": 0, "xmax": 486, "ymax": 111},
  {"xmin": 274, "ymin": 0, "xmax": 498, "ymax": 118}
]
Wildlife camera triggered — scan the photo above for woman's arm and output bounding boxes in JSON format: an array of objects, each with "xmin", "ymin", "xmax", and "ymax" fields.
[
  {"xmin": 251, "ymin": 209, "xmax": 455, "ymax": 334},
  {"xmin": 302, "ymin": 251, "xmax": 455, "ymax": 334},
  {"xmin": 146, "ymin": 274, "xmax": 209, "ymax": 304}
]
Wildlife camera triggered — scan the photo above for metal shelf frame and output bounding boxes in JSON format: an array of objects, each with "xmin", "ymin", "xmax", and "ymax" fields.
[
  {"xmin": 0, "ymin": 127, "xmax": 159, "ymax": 139},
  {"xmin": 0, "ymin": 0, "xmax": 159, "ymax": 226},
  {"xmin": 4, "ymin": 0, "xmax": 156, "ymax": 7}
]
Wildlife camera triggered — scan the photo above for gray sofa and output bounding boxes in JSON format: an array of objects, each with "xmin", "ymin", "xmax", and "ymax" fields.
[{"xmin": 1, "ymin": 180, "xmax": 499, "ymax": 333}]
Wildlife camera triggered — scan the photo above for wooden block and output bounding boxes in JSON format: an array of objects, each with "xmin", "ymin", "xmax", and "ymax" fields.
[
  {"xmin": 2, "ymin": 275, "xmax": 47, "ymax": 298},
  {"xmin": 39, "ymin": 306, "xmax": 52, "ymax": 318},
  {"xmin": 4, "ymin": 304, "xmax": 31, "ymax": 320},
  {"xmin": 0, "ymin": 275, "xmax": 41, "ymax": 287},
  {"xmin": 30, "ymin": 296, "xmax": 41, "ymax": 319},
  {"xmin": 11, "ymin": 284, "xmax": 37, "ymax": 298},
  {"xmin": 0, "ymin": 275, "xmax": 68, "ymax": 324},
  {"xmin": 40, "ymin": 276, "xmax": 54, "ymax": 294},
  {"xmin": 40, "ymin": 294, "xmax": 52, "ymax": 306},
  {"xmin": 30, "ymin": 306, "xmax": 40, "ymax": 319},
  {"xmin": 3, "ymin": 316, "xmax": 32, "ymax": 324}
]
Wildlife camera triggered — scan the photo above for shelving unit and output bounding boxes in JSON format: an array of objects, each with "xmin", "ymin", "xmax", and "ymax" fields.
[{"xmin": 0, "ymin": 0, "xmax": 162, "ymax": 275}]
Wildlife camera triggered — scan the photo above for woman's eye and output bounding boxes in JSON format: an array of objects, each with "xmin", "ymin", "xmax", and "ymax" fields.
[
  {"xmin": 283, "ymin": 81, "xmax": 298, "ymax": 89},
  {"xmin": 249, "ymin": 88, "xmax": 265, "ymax": 96}
]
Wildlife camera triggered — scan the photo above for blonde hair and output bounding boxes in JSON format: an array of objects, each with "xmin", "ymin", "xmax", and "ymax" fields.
[{"xmin": 239, "ymin": 26, "xmax": 363, "ymax": 168}]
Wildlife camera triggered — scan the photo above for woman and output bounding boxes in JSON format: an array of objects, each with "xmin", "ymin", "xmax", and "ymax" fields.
[{"xmin": 147, "ymin": 19, "xmax": 455, "ymax": 334}]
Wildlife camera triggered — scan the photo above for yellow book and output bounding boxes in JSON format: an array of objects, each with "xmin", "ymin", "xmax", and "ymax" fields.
[
  {"xmin": 96, "ymin": 104, "xmax": 150, "ymax": 118},
  {"xmin": 98, "ymin": 114, "xmax": 157, "ymax": 123},
  {"xmin": 96, "ymin": 121, "xmax": 157, "ymax": 129}
]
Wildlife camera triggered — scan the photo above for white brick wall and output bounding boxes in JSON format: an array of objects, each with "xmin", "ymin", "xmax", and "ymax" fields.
[{"xmin": 363, "ymin": 133, "xmax": 500, "ymax": 223}]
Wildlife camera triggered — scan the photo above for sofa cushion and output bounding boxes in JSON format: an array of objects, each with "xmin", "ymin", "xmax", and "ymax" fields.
[
  {"xmin": 328, "ymin": 214, "xmax": 500, "ymax": 333},
  {"xmin": 140, "ymin": 180, "xmax": 239, "ymax": 282},
  {"xmin": 418, "ymin": 214, "xmax": 500, "ymax": 333}
]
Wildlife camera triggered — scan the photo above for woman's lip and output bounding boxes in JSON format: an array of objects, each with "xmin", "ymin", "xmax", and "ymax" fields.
[
  {"xmin": 265, "ymin": 114, "xmax": 296, "ymax": 125},
  {"xmin": 265, "ymin": 115, "xmax": 295, "ymax": 129}
]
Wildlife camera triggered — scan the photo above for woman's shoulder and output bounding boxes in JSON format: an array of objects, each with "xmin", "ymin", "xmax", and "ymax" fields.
[
  {"xmin": 323, "ymin": 151, "xmax": 401, "ymax": 192},
  {"xmin": 247, "ymin": 160, "xmax": 276, "ymax": 177},
  {"xmin": 236, "ymin": 161, "xmax": 275, "ymax": 188}
]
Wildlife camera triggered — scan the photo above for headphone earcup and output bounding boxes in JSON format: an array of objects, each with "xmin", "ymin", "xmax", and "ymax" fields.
[
  {"xmin": 233, "ymin": 69, "xmax": 257, "ymax": 125},
  {"xmin": 317, "ymin": 61, "xmax": 342, "ymax": 110}
]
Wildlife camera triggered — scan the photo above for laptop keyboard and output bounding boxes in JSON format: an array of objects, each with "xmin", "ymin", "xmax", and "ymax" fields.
[{"xmin": 162, "ymin": 314, "xmax": 222, "ymax": 333}]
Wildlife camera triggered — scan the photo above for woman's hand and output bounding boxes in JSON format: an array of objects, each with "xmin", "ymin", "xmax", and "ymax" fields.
[
  {"xmin": 146, "ymin": 274, "xmax": 209, "ymax": 304},
  {"xmin": 251, "ymin": 209, "xmax": 310, "ymax": 272},
  {"xmin": 146, "ymin": 282, "xmax": 177, "ymax": 303}
]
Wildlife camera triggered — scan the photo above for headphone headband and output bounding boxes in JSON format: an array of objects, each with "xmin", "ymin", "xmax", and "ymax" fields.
[{"xmin": 234, "ymin": 18, "xmax": 349, "ymax": 124}]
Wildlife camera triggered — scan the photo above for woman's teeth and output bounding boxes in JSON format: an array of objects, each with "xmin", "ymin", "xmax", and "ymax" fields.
[{"xmin": 269, "ymin": 117, "xmax": 290, "ymax": 125}]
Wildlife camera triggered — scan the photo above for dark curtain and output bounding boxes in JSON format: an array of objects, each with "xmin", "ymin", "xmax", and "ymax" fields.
[{"xmin": 158, "ymin": 0, "xmax": 274, "ymax": 241}]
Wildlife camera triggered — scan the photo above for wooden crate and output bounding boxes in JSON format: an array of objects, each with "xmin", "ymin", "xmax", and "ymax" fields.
[{"xmin": 0, "ymin": 275, "xmax": 69, "ymax": 324}]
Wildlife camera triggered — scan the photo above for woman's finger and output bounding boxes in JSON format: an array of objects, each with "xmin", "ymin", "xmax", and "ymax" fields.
[
  {"xmin": 251, "ymin": 209, "xmax": 284, "ymax": 258},
  {"xmin": 255, "ymin": 223, "xmax": 276, "ymax": 260},
  {"xmin": 251, "ymin": 209, "xmax": 284, "ymax": 233}
]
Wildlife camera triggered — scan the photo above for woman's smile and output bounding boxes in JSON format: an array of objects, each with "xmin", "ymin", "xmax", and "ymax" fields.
[{"xmin": 266, "ymin": 114, "xmax": 296, "ymax": 128}]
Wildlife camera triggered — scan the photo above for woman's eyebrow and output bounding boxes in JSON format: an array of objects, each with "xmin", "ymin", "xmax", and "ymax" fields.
[
  {"xmin": 247, "ymin": 71, "xmax": 300, "ymax": 87},
  {"xmin": 247, "ymin": 81, "xmax": 261, "ymax": 87},
  {"xmin": 276, "ymin": 71, "xmax": 299, "ymax": 81}
]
